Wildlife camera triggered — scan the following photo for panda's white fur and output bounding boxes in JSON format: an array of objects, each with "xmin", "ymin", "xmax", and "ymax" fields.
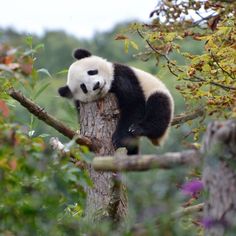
[
  {"xmin": 59, "ymin": 49, "xmax": 174, "ymax": 154},
  {"xmin": 67, "ymin": 56, "xmax": 113, "ymax": 102},
  {"xmin": 67, "ymin": 55, "xmax": 173, "ymax": 110},
  {"xmin": 132, "ymin": 68, "xmax": 174, "ymax": 145}
]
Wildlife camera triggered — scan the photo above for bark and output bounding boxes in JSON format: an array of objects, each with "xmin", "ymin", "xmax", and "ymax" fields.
[
  {"xmin": 79, "ymin": 94, "xmax": 127, "ymax": 222},
  {"xmin": 202, "ymin": 120, "xmax": 236, "ymax": 236}
]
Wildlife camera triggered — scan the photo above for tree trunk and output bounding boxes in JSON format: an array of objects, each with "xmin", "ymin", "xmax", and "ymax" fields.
[
  {"xmin": 79, "ymin": 94, "xmax": 127, "ymax": 222},
  {"xmin": 202, "ymin": 120, "xmax": 236, "ymax": 236}
]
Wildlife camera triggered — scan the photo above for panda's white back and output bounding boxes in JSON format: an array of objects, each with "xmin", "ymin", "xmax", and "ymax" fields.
[{"xmin": 132, "ymin": 67, "xmax": 171, "ymax": 99}]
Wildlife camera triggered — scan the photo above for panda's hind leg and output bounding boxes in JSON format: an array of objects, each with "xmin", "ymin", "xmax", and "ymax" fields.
[
  {"xmin": 112, "ymin": 123, "xmax": 139, "ymax": 155},
  {"xmin": 129, "ymin": 92, "xmax": 172, "ymax": 140}
]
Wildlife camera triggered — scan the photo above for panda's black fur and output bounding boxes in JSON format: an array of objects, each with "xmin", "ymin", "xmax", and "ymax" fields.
[{"xmin": 58, "ymin": 49, "xmax": 174, "ymax": 155}]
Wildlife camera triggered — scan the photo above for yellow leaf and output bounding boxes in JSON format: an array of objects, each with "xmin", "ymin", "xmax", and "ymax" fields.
[
  {"xmin": 130, "ymin": 40, "xmax": 139, "ymax": 50},
  {"xmin": 202, "ymin": 64, "xmax": 211, "ymax": 72},
  {"xmin": 124, "ymin": 39, "xmax": 129, "ymax": 53}
]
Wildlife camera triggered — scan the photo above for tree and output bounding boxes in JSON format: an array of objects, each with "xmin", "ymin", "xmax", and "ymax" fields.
[
  {"xmin": 1, "ymin": 1, "xmax": 236, "ymax": 235},
  {"xmin": 79, "ymin": 94, "xmax": 127, "ymax": 222}
]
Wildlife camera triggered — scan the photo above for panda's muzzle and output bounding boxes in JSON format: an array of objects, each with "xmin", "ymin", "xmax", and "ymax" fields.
[{"xmin": 93, "ymin": 81, "xmax": 100, "ymax": 91}]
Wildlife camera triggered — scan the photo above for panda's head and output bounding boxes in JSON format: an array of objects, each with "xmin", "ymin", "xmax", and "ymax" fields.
[{"xmin": 58, "ymin": 49, "xmax": 113, "ymax": 102}]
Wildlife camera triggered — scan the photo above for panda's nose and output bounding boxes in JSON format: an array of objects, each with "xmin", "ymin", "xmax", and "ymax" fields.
[{"xmin": 93, "ymin": 82, "xmax": 100, "ymax": 91}]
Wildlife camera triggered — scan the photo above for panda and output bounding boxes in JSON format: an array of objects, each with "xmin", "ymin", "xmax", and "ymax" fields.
[{"xmin": 58, "ymin": 49, "xmax": 174, "ymax": 154}]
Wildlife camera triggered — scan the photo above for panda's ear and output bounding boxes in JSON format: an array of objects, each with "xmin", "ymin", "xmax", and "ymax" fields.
[
  {"xmin": 73, "ymin": 49, "xmax": 92, "ymax": 60},
  {"xmin": 58, "ymin": 85, "xmax": 73, "ymax": 99}
]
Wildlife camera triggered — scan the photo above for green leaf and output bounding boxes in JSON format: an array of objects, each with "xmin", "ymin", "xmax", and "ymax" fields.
[
  {"xmin": 23, "ymin": 49, "xmax": 36, "ymax": 56},
  {"xmin": 34, "ymin": 44, "xmax": 44, "ymax": 52},
  {"xmin": 25, "ymin": 36, "xmax": 33, "ymax": 48},
  {"xmin": 37, "ymin": 68, "xmax": 52, "ymax": 78},
  {"xmin": 56, "ymin": 69, "xmax": 68, "ymax": 75},
  {"xmin": 33, "ymin": 82, "xmax": 51, "ymax": 100},
  {"xmin": 38, "ymin": 133, "xmax": 50, "ymax": 138}
]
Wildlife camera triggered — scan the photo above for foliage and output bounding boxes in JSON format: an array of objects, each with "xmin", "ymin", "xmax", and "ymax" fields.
[
  {"xmin": 0, "ymin": 41, "xmax": 91, "ymax": 235},
  {"xmin": 1, "ymin": 2, "xmax": 235, "ymax": 233},
  {"xmin": 121, "ymin": 0, "xmax": 236, "ymax": 126},
  {"xmin": 0, "ymin": 122, "xmax": 88, "ymax": 235},
  {"xmin": 113, "ymin": 0, "xmax": 236, "ymax": 234}
]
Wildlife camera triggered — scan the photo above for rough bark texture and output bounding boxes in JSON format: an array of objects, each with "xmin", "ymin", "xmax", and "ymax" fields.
[
  {"xmin": 79, "ymin": 94, "xmax": 127, "ymax": 222},
  {"xmin": 202, "ymin": 120, "xmax": 236, "ymax": 236}
]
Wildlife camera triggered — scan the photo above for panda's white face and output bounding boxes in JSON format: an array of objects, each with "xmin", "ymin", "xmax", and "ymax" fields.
[{"xmin": 67, "ymin": 56, "xmax": 114, "ymax": 102}]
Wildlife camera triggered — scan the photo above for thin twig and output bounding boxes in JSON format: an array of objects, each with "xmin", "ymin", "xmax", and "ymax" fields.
[
  {"xmin": 50, "ymin": 137, "xmax": 86, "ymax": 169},
  {"xmin": 171, "ymin": 203, "xmax": 204, "ymax": 218},
  {"xmin": 131, "ymin": 202, "xmax": 204, "ymax": 234},
  {"xmin": 171, "ymin": 107, "xmax": 205, "ymax": 126},
  {"xmin": 211, "ymin": 52, "xmax": 235, "ymax": 80}
]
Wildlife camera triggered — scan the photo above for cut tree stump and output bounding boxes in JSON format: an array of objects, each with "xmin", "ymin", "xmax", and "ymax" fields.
[{"xmin": 79, "ymin": 94, "xmax": 127, "ymax": 222}]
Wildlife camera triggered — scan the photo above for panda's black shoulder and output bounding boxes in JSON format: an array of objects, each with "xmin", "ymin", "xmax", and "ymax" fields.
[
  {"xmin": 110, "ymin": 63, "xmax": 140, "ymax": 93},
  {"xmin": 113, "ymin": 63, "xmax": 136, "ymax": 79}
]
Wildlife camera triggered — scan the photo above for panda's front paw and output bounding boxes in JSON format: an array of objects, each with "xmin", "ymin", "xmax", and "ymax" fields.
[{"xmin": 128, "ymin": 124, "xmax": 144, "ymax": 136}]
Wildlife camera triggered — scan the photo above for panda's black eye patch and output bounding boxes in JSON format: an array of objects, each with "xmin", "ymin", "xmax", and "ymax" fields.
[
  {"xmin": 80, "ymin": 83, "xmax": 88, "ymax": 94},
  {"xmin": 87, "ymin": 70, "xmax": 98, "ymax": 75}
]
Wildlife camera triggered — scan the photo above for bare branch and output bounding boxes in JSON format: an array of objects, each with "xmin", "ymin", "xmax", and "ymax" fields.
[
  {"xmin": 171, "ymin": 203, "xmax": 204, "ymax": 218},
  {"xmin": 50, "ymin": 137, "xmax": 86, "ymax": 168},
  {"xmin": 92, "ymin": 149, "xmax": 200, "ymax": 172},
  {"xmin": 171, "ymin": 107, "xmax": 205, "ymax": 126},
  {"xmin": 131, "ymin": 203, "xmax": 204, "ymax": 234},
  {"xmin": 7, "ymin": 88, "xmax": 98, "ymax": 151}
]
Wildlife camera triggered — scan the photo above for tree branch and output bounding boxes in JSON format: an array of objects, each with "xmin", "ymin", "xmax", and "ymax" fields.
[
  {"xmin": 8, "ymin": 88, "xmax": 204, "ymax": 152},
  {"xmin": 131, "ymin": 203, "xmax": 204, "ymax": 234},
  {"xmin": 7, "ymin": 88, "xmax": 98, "ymax": 151},
  {"xmin": 171, "ymin": 107, "xmax": 204, "ymax": 126},
  {"xmin": 92, "ymin": 149, "xmax": 200, "ymax": 172},
  {"xmin": 49, "ymin": 137, "xmax": 86, "ymax": 169},
  {"xmin": 210, "ymin": 52, "xmax": 235, "ymax": 80},
  {"xmin": 171, "ymin": 203, "xmax": 204, "ymax": 218}
]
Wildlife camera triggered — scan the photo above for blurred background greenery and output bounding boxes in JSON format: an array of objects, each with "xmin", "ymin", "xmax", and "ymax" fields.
[
  {"xmin": 0, "ymin": 23, "xmax": 204, "ymax": 235},
  {"xmin": 1, "ymin": 0, "xmax": 235, "ymax": 233},
  {"xmin": 1, "ymin": 22, "xmax": 205, "ymax": 148}
]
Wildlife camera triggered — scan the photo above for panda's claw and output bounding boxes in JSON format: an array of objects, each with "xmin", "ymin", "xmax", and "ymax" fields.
[
  {"xmin": 129, "ymin": 123, "xmax": 144, "ymax": 136},
  {"xmin": 128, "ymin": 124, "xmax": 136, "ymax": 133}
]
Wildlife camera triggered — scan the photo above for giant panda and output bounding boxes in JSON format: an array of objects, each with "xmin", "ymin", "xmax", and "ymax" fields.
[{"xmin": 58, "ymin": 49, "xmax": 174, "ymax": 154}]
